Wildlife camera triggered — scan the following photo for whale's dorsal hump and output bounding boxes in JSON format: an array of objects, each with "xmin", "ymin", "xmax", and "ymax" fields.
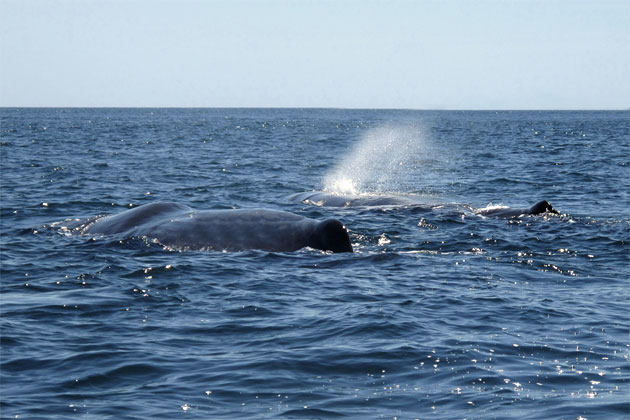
[{"xmin": 309, "ymin": 219, "xmax": 353, "ymax": 253}]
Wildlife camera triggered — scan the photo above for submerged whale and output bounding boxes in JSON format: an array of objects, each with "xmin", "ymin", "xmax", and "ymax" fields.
[
  {"xmin": 290, "ymin": 191, "xmax": 422, "ymax": 207},
  {"xmin": 475, "ymin": 200, "xmax": 559, "ymax": 218},
  {"xmin": 84, "ymin": 202, "xmax": 353, "ymax": 253},
  {"xmin": 292, "ymin": 191, "xmax": 559, "ymax": 218}
]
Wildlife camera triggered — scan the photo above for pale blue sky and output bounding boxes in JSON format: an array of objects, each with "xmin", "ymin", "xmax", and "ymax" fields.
[{"xmin": 1, "ymin": 0, "xmax": 628, "ymax": 109}]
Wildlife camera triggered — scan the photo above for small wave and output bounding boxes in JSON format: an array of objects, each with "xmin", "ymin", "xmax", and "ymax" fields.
[
  {"xmin": 281, "ymin": 407, "xmax": 345, "ymax": 418},
  {"xmin": 61, "ymin": 362, "xmax": 169, "ymax": 390}
]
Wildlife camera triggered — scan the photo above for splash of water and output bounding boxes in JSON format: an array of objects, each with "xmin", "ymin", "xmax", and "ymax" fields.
[{"xmin": 323, "ymin": 124, "xmax": 428, "ymax": 195}]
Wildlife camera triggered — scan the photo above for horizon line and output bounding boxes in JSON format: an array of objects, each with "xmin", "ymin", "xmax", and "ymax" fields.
[{"xmin": 1, "ymin": 106, "xmax": 628, "ymax": 112}]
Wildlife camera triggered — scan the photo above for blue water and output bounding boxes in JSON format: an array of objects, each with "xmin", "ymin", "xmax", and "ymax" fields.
[{"xmin": 1, "ymin": 108, "xmax": 628, "ymax": 419}]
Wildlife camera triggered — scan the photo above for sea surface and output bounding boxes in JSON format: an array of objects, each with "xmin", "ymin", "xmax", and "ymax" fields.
[{"xmin": 1, "ymin": 108, "xmax": 628, "ymax": 419}]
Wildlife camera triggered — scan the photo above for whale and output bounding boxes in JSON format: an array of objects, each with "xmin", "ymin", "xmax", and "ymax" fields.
[
  {"xmin": 84, "ymin": 202, "xmax": 353, "ymax": 253},
  {"xmin": 476, "ymin": 200, "xmax": 559, "ymax": 218},
  {"xmin": 291, "ymin": 191, "xmax": 559, "ymax": 218},
  {"xmin": 290, "ymin": 191, "xmax": 423, "ymax": 208}
]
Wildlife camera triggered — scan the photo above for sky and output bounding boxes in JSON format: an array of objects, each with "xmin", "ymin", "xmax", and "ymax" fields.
[{"xmin": 1, "ymin": 0, "xmax": 628, "ymax": 109}]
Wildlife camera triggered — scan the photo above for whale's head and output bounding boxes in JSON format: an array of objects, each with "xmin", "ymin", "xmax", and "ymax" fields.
[
  {"xmin": 529, "ymin": 200, "xmax": 559, "ymax": 215},
  {"xmin": 309, "ymin": 219, "xmax": 353, "ymax": 253}
]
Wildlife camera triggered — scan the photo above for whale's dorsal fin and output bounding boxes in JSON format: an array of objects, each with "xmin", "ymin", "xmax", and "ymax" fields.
[
  {"xmin": 529, "ymin": 200, "xmax": 558, "ymax": 215},
  {"xmin": 309, "ymin": 219, "xmax": 353, "ymax": 253}
]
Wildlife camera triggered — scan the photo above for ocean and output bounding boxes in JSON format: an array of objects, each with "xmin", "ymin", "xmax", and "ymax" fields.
[{"xmin": 1, "ymin": 108, "xmax": 628, "ymax": 419}]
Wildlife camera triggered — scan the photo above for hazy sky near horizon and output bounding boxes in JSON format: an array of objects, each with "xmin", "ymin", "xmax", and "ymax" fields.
[{"xmin": 1, "ymin": 0, "xmax": 628, "ymax": 109}]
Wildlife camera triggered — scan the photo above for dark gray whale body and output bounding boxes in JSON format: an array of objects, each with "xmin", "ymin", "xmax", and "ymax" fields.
[{"xmin": 85, "ymin": 202, "xmax": 352, "ymax": 253}]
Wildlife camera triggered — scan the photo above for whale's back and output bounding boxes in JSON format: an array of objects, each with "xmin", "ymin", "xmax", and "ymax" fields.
[{"xmin": 86, "ymin": 202, "xmax": 192, "ymax": 235}]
